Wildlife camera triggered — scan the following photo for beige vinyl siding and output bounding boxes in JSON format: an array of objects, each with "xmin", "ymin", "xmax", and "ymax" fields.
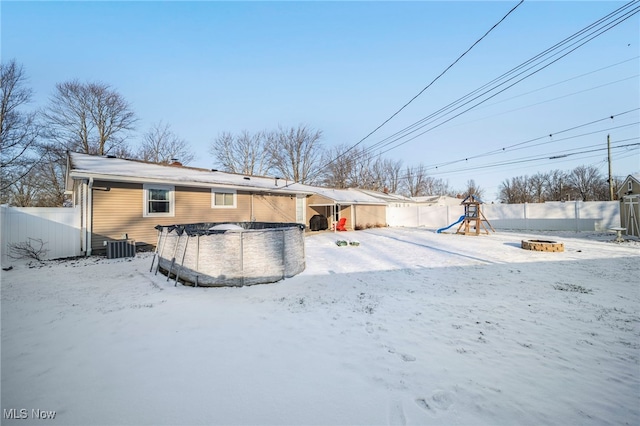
[
  {"xmin": 92, "ymin": 181, "xmax": 148, "ymax": 250},
  {"xmin": 354, "ymin": 205, "xmax": 387, "ymax": 228},
  {"xmin": 308, "ymin": 194, "xmax": 334, "ymax": 206},
  {"xmin": 90, "ymin": 181, "xmax": 299, "ymax": 252},
  {"xmin": 252, "ymin": 193, "xmax": 297, "ymax": 223},
  {"xmin": 175, "ymin": 187, "xmax": 250, "ymax": 223},
  {"xmin": 341, "ymin": 205, "xmax": 353, "ymax": 230}
]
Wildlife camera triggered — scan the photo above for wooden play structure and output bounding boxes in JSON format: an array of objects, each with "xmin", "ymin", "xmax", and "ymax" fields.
[{"xmin": 456, "ymin": 194, "xmax": 495, "ymax": 235}]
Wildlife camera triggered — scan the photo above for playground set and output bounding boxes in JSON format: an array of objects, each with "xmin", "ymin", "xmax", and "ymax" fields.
[{"xmin": 437, "ymin": 194, "xmax": 495, "ymax": 235}]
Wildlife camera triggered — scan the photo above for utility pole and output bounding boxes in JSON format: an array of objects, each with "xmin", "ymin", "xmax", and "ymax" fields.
[{"xmin": 607, "ymin": 134, "xmax": 614, "ymax": 201}]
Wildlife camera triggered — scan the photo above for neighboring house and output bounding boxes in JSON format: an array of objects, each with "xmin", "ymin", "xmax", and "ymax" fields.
[
  {"xmin": 412, "ymin": 195, "xmax": 463, "ymax": 206},
  {"xmin": 65, "ymin": 152, "xmax": 313, "ymax": 254},
  {"xmin": 306, "ymin": 188, "xmax": 388, "ymax": 230},
  {"xmin": 356, "ymin": 188, "xmax": 415, "ymax": 208},
  {"xmin": 617, "ymin": 174, "xmax": 640, "ymax": 237}
]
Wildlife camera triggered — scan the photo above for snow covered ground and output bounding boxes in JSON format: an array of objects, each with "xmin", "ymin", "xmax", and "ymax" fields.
[{"xmin": 1, "ymin": 227, "xmax": 639, "ymax": 425}]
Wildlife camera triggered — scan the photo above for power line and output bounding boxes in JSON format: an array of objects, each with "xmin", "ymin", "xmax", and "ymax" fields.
[
  {"xmin": 383, "ymin": 115, "xmax": 639, "ymax": 183},
  {"xmin": 358, "ymin": 109, "xmax": 638, "ymax": 180},
  {"xmin": 338, "ymin": 1, "xmax": 639, "ymax": 165},
  {"xmin": 374, "ymin": 8, "xmax": 640, "ymax": 157},
  {"xmin": 471, "ymin": 56, "xmax": 640, "ymax": 110},
  {"xmin": 322, "ymin": 0, "xmax": 525, "ymax": 169},
  {"xmin": 431, "ymin": 111, "xmax": 640, "ymax": 169},
  {"xmin": 439, "ymin": 74, "xmax": 639, "ymax": 130},
  {"xmin": 427, "ymin": 142, "xmax": 639, "ymax": 177}
]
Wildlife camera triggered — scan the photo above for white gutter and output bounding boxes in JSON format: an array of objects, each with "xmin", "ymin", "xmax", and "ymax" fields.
[
  {"xmin": 86, "ymin": 177, "xmax": 93, "ymax": 256},
  {"xmin": 68, "ymin": 171, "xmax": 314, "ymax": 195}
]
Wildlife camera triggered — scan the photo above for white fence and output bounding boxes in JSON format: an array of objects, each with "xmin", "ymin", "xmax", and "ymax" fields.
[
  {"xmin": 0, "ymin": 201, "xmax": 622, "ymax": 265},
  {"xmin": 387, "ymin": 201, "xmax": 621, "ymax": 232},
  {"xmin": 1, "ymin": 206, "xmax": 82, "ymax": 264}
]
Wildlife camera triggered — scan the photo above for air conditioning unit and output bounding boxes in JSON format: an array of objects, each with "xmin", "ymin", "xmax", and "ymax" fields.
[{"xmin": 106, "ymin": 239, "xmax": 136, "ymax": 259}]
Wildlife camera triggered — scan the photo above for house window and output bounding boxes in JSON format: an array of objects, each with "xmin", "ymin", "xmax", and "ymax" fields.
[
  {"xmin": 211, "ymin": 189, "xmax": 236, "ymax": 208},
  {"xmin": 143, "ymin": 184, "xmax": 174, "ymax": 217},
  {"xmin": 629, "ymin": 180, "xmax": 634, "ymax": 193}
]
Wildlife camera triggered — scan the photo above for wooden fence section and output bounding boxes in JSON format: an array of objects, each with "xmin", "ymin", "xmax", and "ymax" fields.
[{"xmin": 1, "ymin": 206, "xmax": 82, "ymax": 264}]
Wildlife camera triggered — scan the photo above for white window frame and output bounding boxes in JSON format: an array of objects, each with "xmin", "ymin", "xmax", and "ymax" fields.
[
  {"xmin": 143, "ymin": 183, "xmax": 175, "ymax": 217},
  {"xmin": 628, "ymin": 180, "xmax": 633, "ymax": 193},
  {"xmin": 211, "ymin": 188, "xmax": 237, "ymax": 208}
]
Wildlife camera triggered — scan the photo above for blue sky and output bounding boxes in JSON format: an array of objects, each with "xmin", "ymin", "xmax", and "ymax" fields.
[{"xmin": 2, "ymin": 1, "xmax": 638, "ymax": 200}]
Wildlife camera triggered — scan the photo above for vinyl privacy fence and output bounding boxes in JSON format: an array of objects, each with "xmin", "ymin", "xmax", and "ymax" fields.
[
  {"xmin": 387, "ymin": 201, "xmax": 621, "ymax": 232},
  {"xmin": 0, "ymin": 201, "xmax": 623, "ymax": 265},
  {"xmin": 1, "ymin": 206, "xmax": 82, "ymax": 264}
]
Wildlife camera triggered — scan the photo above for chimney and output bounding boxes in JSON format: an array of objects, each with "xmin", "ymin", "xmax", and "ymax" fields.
[{"xmin": 169, "ymin": 158, "xmax": 182, "ymax": 167}]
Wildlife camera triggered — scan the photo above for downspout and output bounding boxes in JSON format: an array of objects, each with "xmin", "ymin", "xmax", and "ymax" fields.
[
  {"xmin": 86, "ymin": 177, "xmax": 94, "ymax": 256},
  {"xmin": 251, "ymin": 193, "xmax": 255, "ymax": 221},
  {"xmin": 352, "ymin": 205, "xmax": 356, "ymax": 231}
]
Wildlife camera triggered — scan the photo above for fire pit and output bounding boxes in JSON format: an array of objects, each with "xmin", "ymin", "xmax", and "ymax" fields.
[{"xmin": 521, "ymin": 239, "xmax": 564, "ymax": 252}]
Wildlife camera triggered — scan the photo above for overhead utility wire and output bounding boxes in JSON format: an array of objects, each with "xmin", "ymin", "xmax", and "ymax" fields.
[
  {"xmin": 449, "ymin": 74, "xmax": 639, "ymax": 128},
  {"xmin": 413, "ymin": 120, "xmax": 639, "ymax": 179},
  {"xmin": 322, "ymin": 0, "xmax": 525, "ymax": 168},
  {"xmin": 344, "ymin": 1, "xmax": 639, "ymax": 165},
  {"xmin": 443, "ymin": 140, "xmax": 640, "ymax": 173},
  {"xmin": 371, "ymin": 109, "xmax": 639, "ymax": 180},
  {"xmin": 368, "ymin": 1, "xmax": 640, "ymax": 159},
  {"xmin": 427, "ymin": 143, "xmax": 639, "ymax": 176},
  {"xmin": 402, "ymin": 133, "xmax": 640, "ymax": 182},
  {"xmin": 474, "ymin": 56, "xmax": 639, "ymax": 109},
  {"xmin": 360, "ymin": 59, "xmax": 638, "ymax": 160},
  {"xmin": 432, "ymin": 108, "xmax": 640, "ymax": 168},
  {"xmin": 387, "ymin": 114, "xmax": 639, "ymax": 182}
]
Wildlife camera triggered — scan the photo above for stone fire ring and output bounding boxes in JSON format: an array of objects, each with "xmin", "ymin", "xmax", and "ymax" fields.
[{"xmin": 521, "ymin": 239, "xmax": 564, "ymax": 252}]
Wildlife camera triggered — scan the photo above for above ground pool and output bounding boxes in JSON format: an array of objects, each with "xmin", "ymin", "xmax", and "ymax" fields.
[{"xmin": 152, "ymin": 222, "xmax": 306, "ymax": 287}]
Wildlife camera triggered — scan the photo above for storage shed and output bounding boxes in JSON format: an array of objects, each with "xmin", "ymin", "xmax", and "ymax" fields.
[{"xmin": 617, "ymin": 174, "xmax": 640, "ymax": 237}]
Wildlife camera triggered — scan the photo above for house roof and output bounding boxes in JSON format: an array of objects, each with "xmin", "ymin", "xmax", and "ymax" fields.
[
  {"xmin": 355, "ymin": 188, "xmax": 415, "ymax": 203},
  {"xmin": 66, "ymin": 152, "xmax": 314, "ymax": 195},
  {"xmin": 617, "ymin": 173, "xmax": 640, "ymax": 196},
  {"xmin": 308, "ymin": 187, "xmax": 387, "ymax": 206},
  {"xmin": 411, "ymin": 195, "xmax": 462, "ymax": 206}
]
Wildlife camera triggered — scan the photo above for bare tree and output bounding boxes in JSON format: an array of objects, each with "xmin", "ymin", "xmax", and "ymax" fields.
[
  {"xmin": 270, "ymin": 124, "xmax": 323, "ymax": 184},
  {"xmin": 347, "ymin": 146, "xmax": 376, "ymax": 189},
  {"xmin": 423, "ymin": 176, "xmax": 453, "ymax": 197},
  {"xmin": 32, "ymin": 80, "xmax": 137, "ymax": 206},
  {"xmin": 320, "ymin": 143, "xmax": 354, "ymax": 188},
  {"xmin": 210, "ymin": 130, "xmax": 273, "ymax": 175},
  {"xmin": 43, "ymin": 80, "xmax": 137, "ymax": 156},
  {"xmin": 138, "ymin": 121, "xmax": 194, "ymax": 165},
  {"xmin": 368, "ymin": 157, "xmax": 403, "ymax": 193},
  {"xmin": 498, "ymin": 167, "xmax": 613, "ymax": 204},
  {"xmin": 4, "ymin": 145, "xmax": 66, "ymax": 207},
  {"xmin": 498, "ymin": 178, "xmax": 516, "ymax": 204},
  {"xmin": 542, "ymin": 169, "xmax": 565, "ymax": 201},
  {"xmin": 403, "ymin": 164, "xmax": 429, "ymax": 197},
  {"xmin": 462, "ymin": 179, "xmax": 485, "ymax": 200},
  {"xmin": 0, "ymin": 59, "xmax": 40, "ymax": 193},
  {"xmin": 565, "ymin": 165, "xmax": 603, "ymax": 201},
  {"xmin": 529, "ymin": 172, "xmax": 547, "ymax": 203},
  {"xmin": 499, "ymin": 176, "xmax": 534, "ymax": 203},
  {"xmin": 321, "ymin": 147, "xmax": 404, "ymax": 193},
  {"xmin": 378, "ymin": 158, "xmax": 403, "ymax": 194}
]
